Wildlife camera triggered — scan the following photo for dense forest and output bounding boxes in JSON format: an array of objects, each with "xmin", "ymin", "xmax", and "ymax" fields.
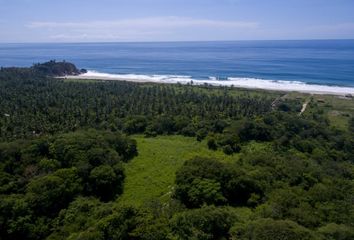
[
  {"xmin": 0, "ymin": 62, "xmax": 353, "ymax": 239},
  {"xmin": 0, "ymin": 64, "xmax": 275, "ymax": 141}
]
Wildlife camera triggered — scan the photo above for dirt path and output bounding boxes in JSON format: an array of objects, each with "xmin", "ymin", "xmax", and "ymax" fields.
[{"xmin": 299, "ymin": 99, "xmax": 310, "ymax": 116}]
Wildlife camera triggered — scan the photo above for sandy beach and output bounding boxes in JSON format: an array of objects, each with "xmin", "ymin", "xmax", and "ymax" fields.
[{"xmin": 63, "ymin": 72, "xmax": 354, "ymax": 97}]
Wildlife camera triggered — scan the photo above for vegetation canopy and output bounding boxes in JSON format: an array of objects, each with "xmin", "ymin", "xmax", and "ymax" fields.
[{"xmin": 0, "ymin": 62, "xmax": 353, "ymax": 239}]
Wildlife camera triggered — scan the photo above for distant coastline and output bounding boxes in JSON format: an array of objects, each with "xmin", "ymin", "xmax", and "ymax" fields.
[
  {"xmin": 2, "ymin": 40, "xmax": 354, "ymax": 89},
  {"xmin": 64, "ymin": 71, "xmax": 354, "ymax": 96}
]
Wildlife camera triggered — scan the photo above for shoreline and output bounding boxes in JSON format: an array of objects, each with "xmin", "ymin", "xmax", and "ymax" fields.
[{"xmin": 62, "ymin": 74, "xmax": 354, "ymax": 97}]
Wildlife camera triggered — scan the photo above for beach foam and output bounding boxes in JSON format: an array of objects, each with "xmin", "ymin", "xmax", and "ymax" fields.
[
  {"xmin": 78, "ymin": 70, "xmax": 354, "ymax": 96},
  {"xmin": 81, "ymin": 71, "xmax": 194, "ymax": 83}
]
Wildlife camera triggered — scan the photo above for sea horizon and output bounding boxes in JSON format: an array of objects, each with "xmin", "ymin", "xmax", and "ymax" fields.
[{"xmin": 1, "ymin": 38, "xmax": 354, "ymax": 44}]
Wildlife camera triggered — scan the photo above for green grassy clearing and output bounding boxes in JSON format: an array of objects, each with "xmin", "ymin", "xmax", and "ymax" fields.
[
  {"xmin": 310, "ymin": 95, "xmax": 354, "ymax": 130},
  {"xmin": 283, "ymin": 92, "xmax": 354, "ymax": 130},
  {"xmin": 118, "ymin": 135, "xmax": 272, "ymax": 206},
  {"xmin": 118, "ymin": 135, "xmax": 237, "ymax": 206}
]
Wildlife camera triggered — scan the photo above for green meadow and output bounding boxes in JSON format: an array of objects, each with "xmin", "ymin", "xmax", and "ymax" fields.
[
  {"xmin": 119, "ymin": 134, "xmax": 274, "ymax": 206},
  {"xmin": 119, "ymin": 135, "xmax": 237, "ymax": 206}
]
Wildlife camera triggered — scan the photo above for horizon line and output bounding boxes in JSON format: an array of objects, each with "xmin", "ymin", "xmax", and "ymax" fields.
[{"xmin": 1, "ymin": 38, "xmax": 354, "ymax": 45}]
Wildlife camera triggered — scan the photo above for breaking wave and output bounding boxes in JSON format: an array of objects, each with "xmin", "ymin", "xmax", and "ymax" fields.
[{"xmin": 80, "ymin": 71, "xmax": 354, "ymax": 95}]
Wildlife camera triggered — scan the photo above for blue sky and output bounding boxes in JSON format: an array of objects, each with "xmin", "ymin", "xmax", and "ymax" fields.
[{"xmin": 1, "ymin": 0, "xmax": 354, "ymax": 42}]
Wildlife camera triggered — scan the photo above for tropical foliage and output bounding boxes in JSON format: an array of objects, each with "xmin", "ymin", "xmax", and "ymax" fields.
[{"xmin": 0, "ymin": 62, "xmax": 353, "ymax": 239}]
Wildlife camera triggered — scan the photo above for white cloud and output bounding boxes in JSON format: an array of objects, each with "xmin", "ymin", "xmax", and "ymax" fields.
[
  {"xmin": 27, "ymin": 17, "xmax": 259, "ymax": 29},
  {"xmin": 25, "ymin": 17, "xmax": 259, "ymax": 41}
]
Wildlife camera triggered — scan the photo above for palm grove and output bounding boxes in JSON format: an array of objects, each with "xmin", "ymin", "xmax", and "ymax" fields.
[{"xmin": 0, "ymin": 62, "xmax": 353, "ymax": 239}]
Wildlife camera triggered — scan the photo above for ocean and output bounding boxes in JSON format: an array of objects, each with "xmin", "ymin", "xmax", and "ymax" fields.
[{"xmin": 1, "ymin": 40, "xmax": 354, "ymax": 93}]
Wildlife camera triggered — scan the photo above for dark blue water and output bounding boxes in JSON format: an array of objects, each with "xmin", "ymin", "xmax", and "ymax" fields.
[{"xmin": 0, "ymin": 40, "xmax": 354, "ymax": 87}]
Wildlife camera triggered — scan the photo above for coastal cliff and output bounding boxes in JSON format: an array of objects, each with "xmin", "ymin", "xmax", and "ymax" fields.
[{"xmin": 32, "ymin": 60, "xmax": 87, "ymax": 77}]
